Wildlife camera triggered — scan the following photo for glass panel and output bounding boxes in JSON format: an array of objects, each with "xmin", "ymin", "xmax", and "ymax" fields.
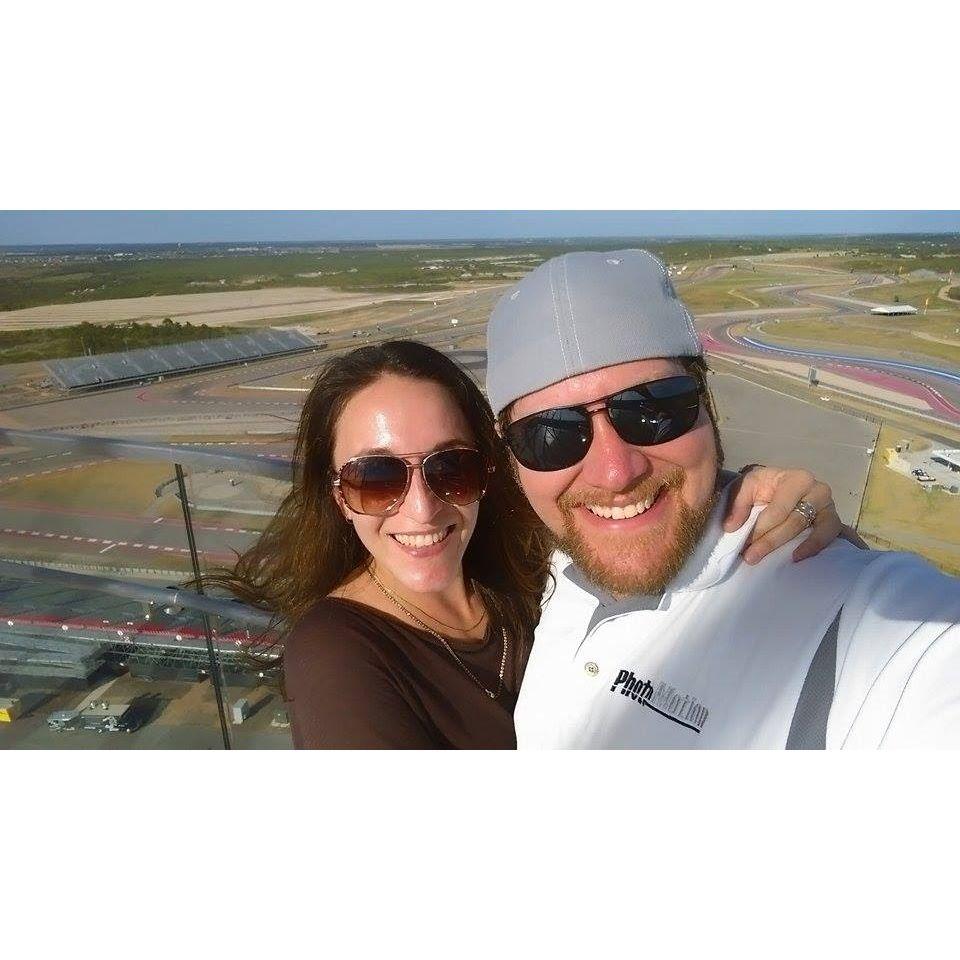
[
  {"xmin": 0, "ymin": 575, "xmax": 226, "ymax": 749},
  {"xmin": 175, "ymin": 456, "xmax": 293, "ymax": 750},
  {"xmin": 0, "ymin": 434, "xmax": 292, "ymax": 750},
  {"xmin": 0, "ymin": 435, "xmax": 194, "ymax": 580}
]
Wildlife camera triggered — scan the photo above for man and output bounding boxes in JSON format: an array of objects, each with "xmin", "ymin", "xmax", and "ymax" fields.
[{"xmin": 486, "ymin": 249, "xmax": 960, "ymax": 748}]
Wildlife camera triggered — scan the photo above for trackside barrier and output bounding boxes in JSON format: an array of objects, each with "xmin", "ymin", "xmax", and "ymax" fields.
[
  {"xmin": 708, "ymin": 354, "xmax": 884, "ymax": 426},
  {"xmin": 0, "ymin": 427, "xmax": 292, "ymax": 481},
  {"xmin": 0, "ymin": 559, "xmax": 186, "ymax": 579},
  {"xmin": 0, "ymin": 558, "xmax": 275, "ymax": 631}
]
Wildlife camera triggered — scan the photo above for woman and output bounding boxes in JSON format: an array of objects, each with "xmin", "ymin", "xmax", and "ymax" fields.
[{"xmin": 223, "ymin": 340, "xmax": 849, "ymax": 749}]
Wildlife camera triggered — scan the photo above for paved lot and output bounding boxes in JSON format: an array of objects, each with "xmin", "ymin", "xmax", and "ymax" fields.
[
  {"xmin": 710, "ymin": 372, "xmax": 878, "ymax": 523},
  {"xmin": 0, "ymin": 674, "xmax": 293, "ymax": 749}
]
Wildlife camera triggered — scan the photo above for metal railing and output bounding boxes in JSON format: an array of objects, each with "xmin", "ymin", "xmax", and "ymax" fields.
[
  {"xmin": 0, "ymin": 427, "xmax": 292, "ymax": 481},
  {"xmin": 0, "ymin": 428, "xmax": 288, "ymax": 749},
  {"xmin": 0, "ymin": 558, "xmax": 274, "ymax": 630}
]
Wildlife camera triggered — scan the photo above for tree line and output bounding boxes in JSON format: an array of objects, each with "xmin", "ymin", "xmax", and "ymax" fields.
[{"xmin": 0, "ymin": 320, "xmax": 242, "ymax": 364}]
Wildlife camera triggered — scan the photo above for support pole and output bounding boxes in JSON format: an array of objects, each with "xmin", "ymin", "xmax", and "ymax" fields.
[{"xmin": 175, "ymin": 463, "xmax": 231, "ymax": 750}]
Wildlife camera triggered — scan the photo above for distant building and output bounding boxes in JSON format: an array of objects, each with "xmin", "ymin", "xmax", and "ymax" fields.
[
  {"xmin": 44, "ymin": 328, "xmax": 319, "ymax": 391},
  {"xmin": 870, "ymin": 304, "xmax": 918, "ymax": 316},
  {"xmin": 931, "ymin": 450, "xmax": 960, "ymax": 473}
]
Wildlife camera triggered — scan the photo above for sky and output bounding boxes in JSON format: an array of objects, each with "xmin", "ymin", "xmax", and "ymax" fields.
[{"xmin": 1, "ymin": 210, "xmax": 959, "ymax": 246}]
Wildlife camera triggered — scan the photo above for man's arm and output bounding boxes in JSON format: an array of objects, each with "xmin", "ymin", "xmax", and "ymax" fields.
[{"xmin": 827, "ymin": 553, "xmax": 960, "ymax": 749}]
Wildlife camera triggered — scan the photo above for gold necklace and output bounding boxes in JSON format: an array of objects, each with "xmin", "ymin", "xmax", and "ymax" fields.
[
  {"xmin": 398, "ymin": 591, "xmax": 486, "ymax": 633},
  {"xmin": 368, "ymin": 569, "xmax": 508, "ymax": 700}
]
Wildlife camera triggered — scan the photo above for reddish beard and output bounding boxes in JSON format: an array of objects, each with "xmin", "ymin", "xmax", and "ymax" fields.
[{"xmin": 552, "ymin": 468, "xmax": 717, "ymax": 597}]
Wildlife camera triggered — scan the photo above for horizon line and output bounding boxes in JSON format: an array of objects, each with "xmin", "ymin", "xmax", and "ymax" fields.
[{"xmin": 3, "ymin": 230, "xmax": 960, "ymax": 249}]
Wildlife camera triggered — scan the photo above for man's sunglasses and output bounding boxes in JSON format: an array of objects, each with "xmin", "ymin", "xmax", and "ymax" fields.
[
  {"xmin": 333, "ymin": 447, "xmax": 493, "ymax": 517},
  {"xmin": 503, "ymin": 374, "xmax": 701, "ymax": 472}
]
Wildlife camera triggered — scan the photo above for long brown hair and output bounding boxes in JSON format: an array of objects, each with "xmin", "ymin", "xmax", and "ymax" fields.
[{"xmin": 211, "ymin": 340, "xmax": 552, "ymax": 673}]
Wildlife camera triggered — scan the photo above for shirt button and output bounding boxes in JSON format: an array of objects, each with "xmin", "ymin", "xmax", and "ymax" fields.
[{"xmin": 584, "ymin": 662, "xmax": 599, "ymax": 676}]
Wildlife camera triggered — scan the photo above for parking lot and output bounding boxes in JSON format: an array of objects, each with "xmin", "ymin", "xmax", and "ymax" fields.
[
  {"xmin": 887, "ymin": 442, "xmax": 960, "ymax": 494},
  {"xmin": 0, "ymin": 671, "xmax": 293, "ymax": 749}
]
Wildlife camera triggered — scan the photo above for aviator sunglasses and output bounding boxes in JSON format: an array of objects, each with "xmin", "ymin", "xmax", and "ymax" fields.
[
  {"xmin": 503, "ymin": 374, "xmax": 701, "ymax": 472},
  {"xmin": 333, "ymin": 447, "xmax": 493, "ymax": 517}
]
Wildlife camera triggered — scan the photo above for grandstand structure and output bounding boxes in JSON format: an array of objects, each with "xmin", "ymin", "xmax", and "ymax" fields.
[
  {"xmin": 0, "ymin": 576, "xmax": 269, "ymax": 681},
  {"xmin": 44, "ymin": 328, "xmax": 320, "ymax": 391}
]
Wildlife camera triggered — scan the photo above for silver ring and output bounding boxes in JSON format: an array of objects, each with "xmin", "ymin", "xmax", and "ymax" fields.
[{"xmin": 793, "ymin": 500, "xmax": 818, "ymax": 526}]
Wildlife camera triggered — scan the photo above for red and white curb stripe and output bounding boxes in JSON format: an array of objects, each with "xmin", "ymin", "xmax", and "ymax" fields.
[
  {"xmin": 0, "ymin": 451, "xmax": 73, "ymax": 468},
  {"xmin": 0, "ymin": 460, "xmax": 112, "ymax": 485},
  {"xmin": 1, "ymin": 526, "xmax": 255, "ymax": 548},
  {"xmin": 1, "ymin": 527, "xmax": 190, "ymax": 555}
]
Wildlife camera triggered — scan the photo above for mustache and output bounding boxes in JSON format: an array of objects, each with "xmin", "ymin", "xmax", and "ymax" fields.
[{"xmin": 557, "ymin": 467, "xmax": 685, "ymax": 511}]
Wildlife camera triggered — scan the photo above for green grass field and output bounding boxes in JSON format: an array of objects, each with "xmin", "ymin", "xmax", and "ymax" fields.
[
  {"xmin": 850, "ymin": 279, "xmax": 955, "ymax": 310},
  {"xmin": 790, "ymin": 238, "xmax": 960, "ymax": 276},
  {"xmin": 757, "ymin": 315, "xmax": 960, "ymax": 368},
  {"xmin": 679, "ymin": 281, "xmax": 780, "ymax": 313},
  {"xmin": 677, "ymin": 264, "xmax": 836, "ymax": 313}
]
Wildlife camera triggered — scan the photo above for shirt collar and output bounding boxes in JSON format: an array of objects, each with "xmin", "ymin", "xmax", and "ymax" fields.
[
  {"xmin": 666, "ymin": 482, "xmax": 761, "ymax": 593},
  {"xmin": 562, "ymin": 562, "xmax": 663, "ymax": 611}
]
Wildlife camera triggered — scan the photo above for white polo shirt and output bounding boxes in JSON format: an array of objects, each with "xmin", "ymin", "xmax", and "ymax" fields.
[{"xmin": 515, "ymin": 494, "xmax": 960, "ymax": 749}]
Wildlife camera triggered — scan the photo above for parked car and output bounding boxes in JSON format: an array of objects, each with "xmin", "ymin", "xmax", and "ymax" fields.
[
  {"xmin": 47, "ymin": 709, "xmax": 82, "ymax": 732},
  {"xmin": 47, "ymin": 701, "xmax": 143, "ymax": 734}
]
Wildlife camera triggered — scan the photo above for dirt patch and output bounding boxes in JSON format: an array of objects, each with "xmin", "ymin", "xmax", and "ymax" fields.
[{"xmin": 0, "ymin": 286, "xmax": 481, "ymax": 331}]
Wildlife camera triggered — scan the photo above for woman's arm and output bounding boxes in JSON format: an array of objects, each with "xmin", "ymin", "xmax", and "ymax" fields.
[{"xmin": 722, "ymin": 464, "xmax": 863, "ymax": 564}]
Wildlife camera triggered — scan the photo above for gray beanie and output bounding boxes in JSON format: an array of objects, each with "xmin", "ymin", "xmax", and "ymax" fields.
[{"xmin": 485, "ymin": 249, "xmax": 702, "ymax": 415}]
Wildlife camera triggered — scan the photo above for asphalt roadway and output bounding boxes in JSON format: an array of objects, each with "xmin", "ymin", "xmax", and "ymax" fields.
[
  {"xmin": 709, "ymin": 372, "xmax": 876, "ymax": 521},
  {"xmin": 695, "ymin": 276, "xmax": 960, "ymax": 423},
  {"xmin": 0, "ymin": 365, "xmax": 875, "ymax": 561}
]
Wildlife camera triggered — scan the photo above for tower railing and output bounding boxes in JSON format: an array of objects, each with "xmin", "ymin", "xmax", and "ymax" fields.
[{"xmin": 0, "ymin": 428, "xmax": 292, "ymax": 750}]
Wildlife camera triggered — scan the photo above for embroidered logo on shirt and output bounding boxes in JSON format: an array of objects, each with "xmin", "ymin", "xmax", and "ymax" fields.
[{"xmin": 609, "ymin": 669, "xmax": 709, "ymax": 733}]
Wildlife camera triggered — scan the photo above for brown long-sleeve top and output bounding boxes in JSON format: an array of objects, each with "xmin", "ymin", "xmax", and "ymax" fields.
[{"xmin": 282, "ymin": 597, "xmax": 524, "ymax": 749}]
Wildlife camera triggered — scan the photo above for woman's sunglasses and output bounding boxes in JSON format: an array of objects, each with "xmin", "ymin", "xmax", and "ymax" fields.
[
  {"xmin": 502, "ymin": 374, "xmax": 701, "ymax": 472},
  {"xmin": 333, "ymin": 447, "xmax": 493, "ymax": 517}
]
